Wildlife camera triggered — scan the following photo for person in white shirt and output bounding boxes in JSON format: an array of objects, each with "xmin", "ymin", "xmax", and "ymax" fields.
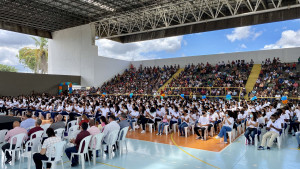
[
  {"xmin": 258, "ymin": 114, "xmax": 282, "ymax": 150},
  {"xmin": 102, "ymin": 115, "xmax": 120, "ymax": 144},
  {"xmin": 128, "ymin": 107, "xmax": 139, "ymax": 131},
  {"xmin": 178, "ymin": 110, "xmax": 190, "ymax": 136},
  {"xmin": 194, "ymin": 111, "xmax": 212, "ymax": 140},
  {"xmin": 216, "ymin": 110, "xmax": 234, "ymax": 143},
  {"xmin": 244, "ymin": 112, "xmax": 258, "ymax": 145},
  {"xmin": 141, "ymin": 107, "xmax": 156, "ymax": 133}
]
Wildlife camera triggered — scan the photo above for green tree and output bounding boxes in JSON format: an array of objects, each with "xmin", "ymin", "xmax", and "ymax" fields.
[
  {"xmin": 17, "ymin": 37, "xmax": 48, "ymax": 74},
  {"xmin": 0, "ymin": 64, "xmax": 17, "ymax": 72}
]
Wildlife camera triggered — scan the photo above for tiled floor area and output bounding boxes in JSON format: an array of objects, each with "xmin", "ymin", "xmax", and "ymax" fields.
[{"xmin": 1, "ymin": 132, "xmax": 299, "ymax": 169}]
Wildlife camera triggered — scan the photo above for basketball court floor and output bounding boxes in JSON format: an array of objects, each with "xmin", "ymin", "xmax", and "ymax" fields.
[{"xmin": 0, "ymin": 130, "xmax": 299, "ymax": 169}]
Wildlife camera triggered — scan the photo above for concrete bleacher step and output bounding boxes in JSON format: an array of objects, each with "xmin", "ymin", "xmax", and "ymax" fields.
[
  {"xmin": 245, "ymin": 64, "xmax": 261, "ymax": 100},
  {"xmin": 157, "ymin": 68, "xmax": 185, "ymax": 94}
]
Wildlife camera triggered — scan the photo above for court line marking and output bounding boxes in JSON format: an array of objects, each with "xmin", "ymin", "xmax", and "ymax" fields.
[
  {"xmin": 170, "ymin": 133, "xmax": 220, "ymax": 169},
  {"xmin": 290, "ymin": 148, "xmax": 300, "ymax": 151},
  {"xmin": 96, "ymin": 162, "xmax": 125, "ymax": 169}
]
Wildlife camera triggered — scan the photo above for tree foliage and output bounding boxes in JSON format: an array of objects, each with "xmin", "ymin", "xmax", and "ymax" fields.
[
  {"xmin": 0, "ymin": 64, "xmax": 17, "ymax": 72},
  {"xmin": 16, "ymin": 37, "xmax": 48, "ymax": 74}
]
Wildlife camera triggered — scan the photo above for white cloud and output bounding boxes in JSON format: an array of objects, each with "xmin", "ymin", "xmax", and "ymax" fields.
[
  {"xmin": 240, "ymin": 44, "xmax": 247, "ymax": 49},
  {"xmin": 264, "ymin": 29, "xmax": 300, "ymax": 49},
  {"xmin": 0, "ymin": 29, "xmax": 36, "ymax": 72},
  {"xmin": 96, "ymin": 36, "xmax": 183, "ymax": 61},
  {"xmin": 226, "ymin": 26, "xmax": 262, "ymax": 42}
]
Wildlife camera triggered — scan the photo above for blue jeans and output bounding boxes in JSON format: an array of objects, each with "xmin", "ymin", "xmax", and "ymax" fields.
[
  {"xmin": 128, "ymin": 119, "xmax": 136, "ymax": 129},
  {"xmin": 158, "ymin": 122, "xmax": 168, "ymax": 134},
  {"xmin": 178, "ymin": 122, "xmax": 188, "ymax": 135},
  {"xmin": 244, "ymin": 128, "xmax": 257, "ymax": 142},
  {"xmin": 296, "ymin": 132, "xmax": 300, "ymax": 145},
  {"xmin": 218, "ymin": 126, "xmax": 232, "ymax": 142},
  {"xmin": 65, "ymin": 146, "xmax": 78, "ymax": 165}
]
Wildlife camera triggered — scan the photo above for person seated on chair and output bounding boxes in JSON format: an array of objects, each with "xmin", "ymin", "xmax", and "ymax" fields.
[
  {"xmin": 65, "ymin": 122, "xmax": 90, "ymax": 167},
  {"xmin": 244, "ymin": 112, "xmax": 259, "ymax": 145},
  {"xmin": 178, "ymin": 110, "xmax": 190, "ymax": 136},
  {"xmin": 118, "ymin": 113, "xmax": 129, "ymax": 130},
  {"xmin": 79, "ymin": 114, "xmax": 89, "ymax": 126},
  {"xmin": 33, "ymin": 128, "xmax": 61, "ymax": 169},
  {"xmin": 140, "ymin": 107, "xmax": 156, "ymax": 133},
  {"xmin": 157, "ymin": 111, "xmax": 170, "ymax": 135},
  {"xmin": 87, "ymin": 119, "xmax": 100, "ymax": 158},
  {"xmin": 194, "ymin": 111, "xmax": 212, "ymax": 140},
  {"xmin": 102, "ymin": 115, "xmax": 120, "ymax": 152},
  {"xmin": 20, "ymin": 111, "xmax": 36, "ymax": 130},
  {"xmin": 128, "ymin": 107, "xmax": 139, "ymax": 131},
  {"xmin": 258, "ymin": 114, "xmax": 282, "ymax": 150},
  {"xmin": 49, "ymin": 114, "xmax": 65, "ymax": 130},
  {"xmin": 2, "ymin": 121, "xmax": 28, "ymax": 164},
  {"xmin": 98, "ymin": 116, "xmax": 107, "ymax": 132},
  {"xmin": 28, "ymin": 118, "xmax": 44, "ymax": 139},
  {"xmin": 215, "ymin": 110, "xmax": 234, "ymax": 144}
]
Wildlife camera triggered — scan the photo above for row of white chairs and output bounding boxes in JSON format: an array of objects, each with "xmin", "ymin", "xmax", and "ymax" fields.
[{"xmin": 0, "ymin": 126, "xmax": 129, "ymax": 169}]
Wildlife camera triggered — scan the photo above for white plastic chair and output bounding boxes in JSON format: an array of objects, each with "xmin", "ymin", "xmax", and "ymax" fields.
[
  {"xmin": 70, "ymin": 135, "xmax": 92, "ymax": 169},
  {"xmin": 67, "ymin": 120, "xmax": 77, "ymax": 132},
  {"xmin": 41, "ymin": 141, "xmax": 66, "ymax": 169},
  {"xmin": 0, "ymin": 129, "xmax": 8, "ymax": 144},
  {"xmin": 89, "ymin": 133, "xmax": 104, "ymax": 165},
  {"xmin": 117, "ymin": 127, "xmax": 129, "ymax": 154},
  {"xmin": 163, "ymin": 125, "xmax": 170, "ymax": 135},
  {"xmin": 41, "ymin": 124, "xmax": 51, "ymax": 137},
  {"xmin": 4, "ymin": 133, "xmax": 26, "ymax": 165},
  {"xmin": 54, "ymin": 128, "xmax": 65, "ymax": 140},
  {"xmin": 30, "ymin": 130, "xmax": 44, "ymax": 140},
  {"xmin": 146, "ymin": 123, "xmax": 155, "ymax": 133},
  {"xmin": 172, "ymin": 123, "xmax": 178, "ymax": 133},
  {"xmin": 64, "ymin": 125, "xmax": 80, "ymax": 141},
  {"xmin": 103, "ymin": 130, "xmax": 119, "ymax": 159},
  {"xmin": 21, "ymin": 137, "xmax": 42, "ymax": 168}
]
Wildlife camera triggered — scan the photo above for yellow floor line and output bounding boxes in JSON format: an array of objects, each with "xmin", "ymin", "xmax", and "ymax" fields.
[
  {"xmin": 290, "ymin": 148, "xmax": 300, "ymax": 151},
  {"xmin": 170, "ymin": 134, "xmax": 220, "ymax": 169},
  {"xmin": 96, "ymin": 162, "xmax": 125, "ymax": 169}
]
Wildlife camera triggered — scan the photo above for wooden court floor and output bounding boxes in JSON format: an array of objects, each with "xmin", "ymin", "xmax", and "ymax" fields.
[{"xmin": 126, "ymin": 128, "xmax": 234, "ymax": 152}]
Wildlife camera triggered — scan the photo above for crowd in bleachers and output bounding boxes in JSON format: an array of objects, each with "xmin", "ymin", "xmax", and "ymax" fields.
[
  {"xmin": 250, "ymin": 58, "xmax": 299, "ymax": 99},
  {"xmin": 99, "ymin": 64, "xmax": 179, "ymax": 94},
  {"xmin": 164, "ymin": 59, "xmax": 252, "ymax": 98}
]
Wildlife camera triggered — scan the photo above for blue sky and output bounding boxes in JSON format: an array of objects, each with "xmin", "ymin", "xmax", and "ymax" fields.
[
  {"xmin": 1, "ymin": 19, "xmax": 300, "ymax": 72},
  {"xmin": 96, "ymin": 19, "xmax": 300, "ymax": 61}
]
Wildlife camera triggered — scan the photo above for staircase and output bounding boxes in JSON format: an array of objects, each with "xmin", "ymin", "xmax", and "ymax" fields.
[
  {"xmin": 157, "ymin": 68, "xmax": 185, "ymax": 94},
  {"xmin": 244, "ymin": 64, "xmax": 261, "ymax": 100}
]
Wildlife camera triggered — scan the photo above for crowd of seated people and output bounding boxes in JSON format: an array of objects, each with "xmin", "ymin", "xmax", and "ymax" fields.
[
  {"xmin": 250, "ymin": 57, "xmax": 299, "ymax": 99},
  {"xmin": 1, "ymin": 94, "xmax": 299, "ymax": 151},
  {"xmin": 99, "ymin": 64, "xmax": 179, "ymax": 95},
  {"xmin": 164, "ymin": 59, "xmax": 252, "ymax": 98},
  {"xmin": 1, "ymin": 106, "xmax": 129, "ymax": 167}
]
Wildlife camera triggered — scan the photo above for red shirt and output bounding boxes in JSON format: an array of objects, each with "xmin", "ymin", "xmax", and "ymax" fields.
[
  {"xmin": 79, "ymin": 120, "xmax": 89, "ymax": 126},
  {"xmin": 28, "ymin": 126, "xmax": 44, "ymax": 139},
  {"xmin": 75, "ymin": 130, "xmax": 90, "ymax": 152}
]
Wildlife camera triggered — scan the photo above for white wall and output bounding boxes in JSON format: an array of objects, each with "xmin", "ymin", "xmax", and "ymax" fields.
[
  {"xmin": 132, "ymin": 47, "xmax": 300, "ymax": 67},
  {"xmin": 48, "ymin": 24, "xmax": 97, "ymax": 86},
  {"xmin": 93, "ymin": 56, "xmax": 129, "ymax": 87},
  {"xmin": 49, "ymin": 24, "xmax": 300, "ymax": 87}
]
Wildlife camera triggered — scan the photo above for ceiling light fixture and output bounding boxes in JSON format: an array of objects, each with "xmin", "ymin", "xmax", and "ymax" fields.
[{"xmin": 82, "ymin": 0, "xmax": 115, "ymax": 12}]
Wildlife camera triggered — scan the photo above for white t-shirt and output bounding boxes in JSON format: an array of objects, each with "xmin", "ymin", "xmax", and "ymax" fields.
[
  {"xmin": 198, "ymin": 116, "xmax": 209, "ymax": 126},
  {"xmin": 267, "ymin": 120, "xmax": 282, "ymax": 134},
  {"xmin": 247, "ymin": 119, "xmax": 258, "ymax": 128},
  {"xmin": 101, "ymin": 107, "xmax": 109, "ymax": 117},
  {"xmin": 171, "ymin": 112, "xmax": 179, "ymax": 122},
  {"xmin": 223, "ymin": 117, "xmax": 234, "ymax": 129},
  {"xmin": 130, "ymin": 110, "xmax": 139, "ymax": 121}
]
